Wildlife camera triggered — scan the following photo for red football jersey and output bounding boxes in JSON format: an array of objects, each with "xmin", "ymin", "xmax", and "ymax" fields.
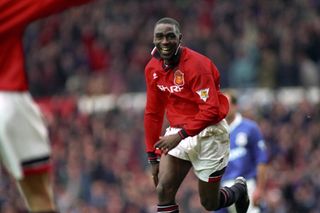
[
  {"xmin": 144, "ymin": 47, "xmax": 229, "ymax": 152},
  {"xmin": 0, "ymin": 0, "xmax": 92, "ymax": 91}
]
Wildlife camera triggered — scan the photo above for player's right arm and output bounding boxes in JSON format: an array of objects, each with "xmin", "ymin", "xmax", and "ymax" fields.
[
  {"xmin": 144, "ymin": 63, "xmax": 166, "ymax": 186},
  {"xmin": 144, "ymin": 63, "xmax": 167, "ymax": 159},
  {"xmin": 250, "ymin": 122, "xmax": 269, "ymax": 206}
]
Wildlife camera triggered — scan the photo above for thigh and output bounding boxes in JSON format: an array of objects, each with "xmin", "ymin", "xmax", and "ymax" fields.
[
  {"xmin": 158, "ymin": 154, "xmax": 192, "ymax": 192},
  {"xmin": 18, "ymin": 172, "xmax": 55, "ymax": 210}
]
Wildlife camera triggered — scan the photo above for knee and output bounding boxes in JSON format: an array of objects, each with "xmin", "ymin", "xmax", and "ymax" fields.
[
  {"xmin": 156, "ymin": 182, "xmax": 176, "ymax": 202},
  {"xmin": 200, "ymin": 197, "xmax": 219, "ymax": 211}
]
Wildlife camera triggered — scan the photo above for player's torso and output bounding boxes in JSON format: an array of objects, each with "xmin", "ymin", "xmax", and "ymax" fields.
[
  {"xmin": 146, "ymin": 47, "xmax": 223, "ymax": 125},
  {"xmin": 229, "ymin": 123, "xmax": 252, "ymax": 161},
  {"xmin": 155, "ymin": 67, "xmax": 194, "ymax": 99},
  {"xmin": 224, "ymin": 121, "xmax": 257, "ymax": 179},
  {"xmin": 152, "ymin": 62, "xmax": 204, "ymax": 120}
]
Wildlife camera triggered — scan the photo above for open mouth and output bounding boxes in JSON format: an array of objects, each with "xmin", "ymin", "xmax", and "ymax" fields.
[{"xmin": 160, "ymin": 47, "xmax": 173, "ymax": 56}]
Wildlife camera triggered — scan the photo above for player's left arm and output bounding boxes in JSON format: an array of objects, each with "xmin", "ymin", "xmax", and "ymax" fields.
[
  {"xmin": 253, "ymin": 163, "xmax": 268, "ymax": 206},
  {"xmin": 180, "ymin": 61, "xmax": 226, "ymax": 136}
]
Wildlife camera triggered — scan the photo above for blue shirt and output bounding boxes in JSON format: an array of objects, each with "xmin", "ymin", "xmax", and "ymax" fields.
[{"xmin": 223, "ymin": 113, "xmax": 268, "ymax": 181}]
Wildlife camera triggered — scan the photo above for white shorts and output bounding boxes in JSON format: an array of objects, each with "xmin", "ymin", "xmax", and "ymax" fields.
[
  {"xmin": 167, "ymin": 119, "xmax": 230, "ymax": 182},
  {"xmin": 0, "ymin": 92, "xmax": 51, "ymax": 180}
]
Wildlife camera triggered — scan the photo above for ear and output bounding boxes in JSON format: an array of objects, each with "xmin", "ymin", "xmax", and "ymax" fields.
[{"xmin": 179, "ymin": 34, "xmax": 182, "ymax": 43}]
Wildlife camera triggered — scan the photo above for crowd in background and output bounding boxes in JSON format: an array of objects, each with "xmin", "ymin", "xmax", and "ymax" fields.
[
  {"xmin": 23, "ymin": 0, "xmax": 320, "ymax": 97},
  {"xmin": 1, "ymin": 0, "xmax": 320, "ymax": 212},
  {"xmin": 1, "ymin": 96, "xmax": 319, "ymax": 213}
]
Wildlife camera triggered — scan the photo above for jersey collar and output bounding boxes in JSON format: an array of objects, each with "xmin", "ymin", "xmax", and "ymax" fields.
[
  {"xmin": 151, "ymin": 46, "xmax": 183, "ymax": 70},
  {"xmin": 229, "ymin": 113, "xmax": 243, "ymax": 132}
]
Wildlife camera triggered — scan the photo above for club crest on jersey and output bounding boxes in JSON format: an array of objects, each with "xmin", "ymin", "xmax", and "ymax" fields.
[
  {"xmin": 196, "ymin": 88, "xmax": 209, "ymax": 102},
  {"xmin": 174, "ymin": 70, "xmax": 184, "ymax": 86}
]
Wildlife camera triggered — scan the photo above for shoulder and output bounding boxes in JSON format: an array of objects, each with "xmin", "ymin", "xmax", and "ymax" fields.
[
  {"xmin": 184, "ymin": 47, "xmax": 212, "ymax": 64},
  {"xmin": 182, "ymin": 47, "xmax": 213, "ymax": 74},
  {"xmin": 145, "ymin": 57, "xmax": 159, "ymax": 73},
  {"xmin": 241, "ymin": 118, "xmax": 261, "ymax": 132},
  {"xmin": 144, "ymin": 57, "xmax": 161, "ymax": 84}
]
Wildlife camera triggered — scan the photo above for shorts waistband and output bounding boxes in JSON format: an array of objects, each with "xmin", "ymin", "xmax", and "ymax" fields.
[{"xmin": 170, "ymin": 119, "xmax": 228, "ymax": 130}]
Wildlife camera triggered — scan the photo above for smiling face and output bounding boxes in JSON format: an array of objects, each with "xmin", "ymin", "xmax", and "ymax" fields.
[{"xmin": 153, "ymin": 23, "xmax": 181, "ymax": 63}]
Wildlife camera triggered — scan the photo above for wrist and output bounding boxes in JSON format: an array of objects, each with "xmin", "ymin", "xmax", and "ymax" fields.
[
  {"xmin": 147, "ymin": 152, "xmax": 160, "ymax": 164},
  {"xmin": 178, "ymin": 129, "xmax": 189, "ymax": 139}
]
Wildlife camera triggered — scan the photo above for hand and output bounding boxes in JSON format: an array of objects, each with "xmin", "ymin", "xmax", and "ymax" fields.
[
  {"xmin": 252, "ymin": 187, "xmax": 262, "ymax": 206},
  {"xmin": 151, "ymin": 163, "xmax": 159, "ymax": 187},
  {"xmin": 154, "ymin": 133, "xmax": 182, "ymax": 155}
]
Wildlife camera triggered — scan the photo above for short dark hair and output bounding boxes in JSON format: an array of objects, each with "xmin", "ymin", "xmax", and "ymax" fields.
[
  {"xmin": 223, "ymin": 89, "xmax": 238, "ymax": 104},
  {"xmin": 155, "ymin": 17, "xmax": 181, "ymax": 33}
]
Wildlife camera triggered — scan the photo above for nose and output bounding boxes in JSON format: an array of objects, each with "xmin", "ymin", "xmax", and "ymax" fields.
[{"xmin": 161, "ymin": 36, "xmax": 170, "ymax": 44}]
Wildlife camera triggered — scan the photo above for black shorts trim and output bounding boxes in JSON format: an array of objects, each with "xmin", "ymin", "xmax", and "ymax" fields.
[
  {"xmin": 22, "ymin": 155, "xmax": 50, "ymax": 167},
  {"xmin": 209, "ymin": 166, "xmax": 226, "ymax": 178}
]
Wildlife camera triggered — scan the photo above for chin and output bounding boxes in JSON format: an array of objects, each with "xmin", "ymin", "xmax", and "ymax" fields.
[{"xmin": 161, "ymin": 53, "xmax": 174, "ymax": 60}]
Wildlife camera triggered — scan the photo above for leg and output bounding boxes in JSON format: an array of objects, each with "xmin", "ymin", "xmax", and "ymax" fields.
[
  {"xmin": 156, "ymin": 154, "xmax": 191, "ymax": 212},
  {"xmin": 17, "ymin": 172, "xmax": 57, "ymax": 212},
  {"xmin": 0, "ymin": 94, "xmax": 57, "ymax": 212},
  {"xmin": 198, "ymin": 171, "xmax": 249, "ymax": 212},
  {"xmin": 198, "ymin": 176, "xmax": 222, "ymax": 211},
  {"xmin": 194, "ymin": 121, "xmax": 249, "ymax": 212}
]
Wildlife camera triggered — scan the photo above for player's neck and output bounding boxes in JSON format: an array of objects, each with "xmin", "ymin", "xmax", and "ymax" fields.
[
  {"xmin": 163, "ymin": 47, "xmax": 182, "ymax": 70},
  {"xmin": 226, "ymin": 115, "xmax": 235, "ymax": 125}
]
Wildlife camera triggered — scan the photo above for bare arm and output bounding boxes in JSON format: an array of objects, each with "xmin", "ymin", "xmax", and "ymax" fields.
[{"xmin": 252, "ymin": 163, "xmax": 268, "ymax": 206}]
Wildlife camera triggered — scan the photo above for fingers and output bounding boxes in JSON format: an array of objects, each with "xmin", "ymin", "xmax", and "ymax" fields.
[
  {"xmin": 162, "ymin": 148, "xmax": 169, "ymax": 155},
  {"xmin": 154, "ymin": 135, "xmax": 177, "ymax": 154},
  {"xmin": 154, "ymin": 140, "xmax": 166, "ymax": 153},
  {"xmin": 155, "ymin": 146, "xmax": 169, "ymax": 154}
]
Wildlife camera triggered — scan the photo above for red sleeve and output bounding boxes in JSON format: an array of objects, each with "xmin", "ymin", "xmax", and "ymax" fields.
[
  {"xmin": 144, "ymin": 65, "xmax": 167, "ymax": 153},
  {"xmin": 0, "ymin": 0, "xmax": 92, "ymax": 31},
  {"xmin": 182, "ymin": 61, "xmax": 228, "ymax": 136},
  {"xmin": 31, "ymin": 0, "xmax": 93, "ymax": 20}
]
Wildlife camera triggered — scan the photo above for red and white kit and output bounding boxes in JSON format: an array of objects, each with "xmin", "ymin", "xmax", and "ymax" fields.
[
  {"xmin": 144, "ymin": 47, "xmax": 230, "ymax": 182},
  {"xmin": 0, "ymin": 0, "xmax": 91, "ymax": 179}
]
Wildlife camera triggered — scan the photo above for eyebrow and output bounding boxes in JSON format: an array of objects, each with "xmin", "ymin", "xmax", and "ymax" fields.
[{"xmin": 155, "ymin": 32, "xmax": 176, "ymax": 36}]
